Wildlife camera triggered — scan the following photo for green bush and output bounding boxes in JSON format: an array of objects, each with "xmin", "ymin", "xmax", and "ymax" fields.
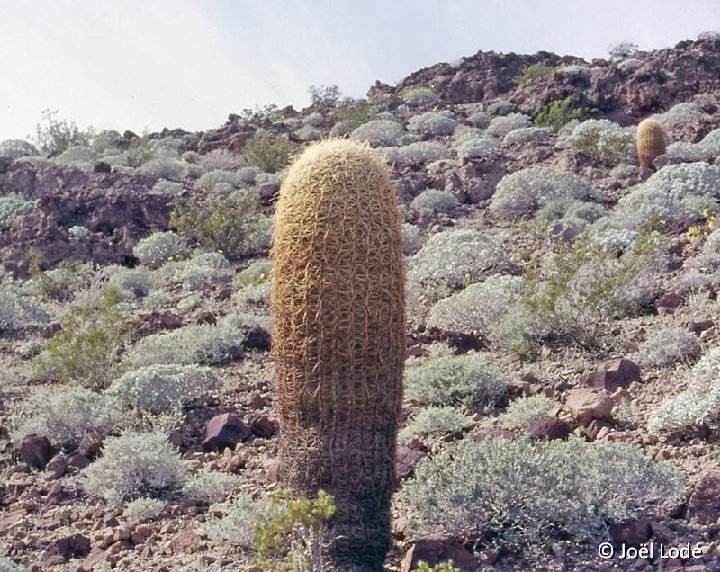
[
  {"xmin": 404, "ymin": 344, "xmax": 508, "ymax": 409},
  {"xmin": 636, "ymin": 327, "xmax": 701, "ymax": 368},
  {"xmin": 0, "ymin": 287, "xmax": 50, "ymax": 336},
  {"xmin": 516, "ymin": 64, "xmax": 554, "ymax": 85},
  {"xmin": 33, "ymin": 109, "xmax": 94, "ymax": 156},
  {"xmin": 0, "ymin": 193, "xmax": 38, "ymax": 229},
  {"xmin": 242, "ymin": 131, "xmax": 300, "ymax": 173},
  {"xmin": 397, "ymin": 436, "xmax": 683, "ymax": 555},
  {"xmin": 169, "ymin": 189, "xmax": 271, "ymax": 260},
  {"xmin": 83, "ymin": 430, "xmax": 188, "ymax": 505},
  {"xmin": 533, "ymin": 96, "xmax": 586, "ymax": 131},
  {"xmin": 648, "ymin": 347, "xmax": 720, "ymax": 433},
  {"xmin": 31, "ymin": 286, "xmax": 137, "ymax": 389},
  {"xmin": 202, "ymin": 492, "xmax": 262, "ymax": 547},
  {"xmin": 252, "ymin": 490, "xmax": 336, "ymax": 571},
  {"xmin": 0, "ymin": 557, "xmax": 22, "ymax": 572},
  {"xmin": 518, "ymin": 224, "xmax": 664, "ymax": 348}
]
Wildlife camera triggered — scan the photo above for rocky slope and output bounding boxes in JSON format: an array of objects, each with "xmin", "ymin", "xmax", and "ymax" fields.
[{"xmin": 1, "ymin": 35, "xmax": 720, "ymax": 571}]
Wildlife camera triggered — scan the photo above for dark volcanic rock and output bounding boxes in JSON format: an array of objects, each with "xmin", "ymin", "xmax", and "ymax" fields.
[
  {"xmin": 42, "ymin": 533, "xmax": 91, "ymax": 565},
  {"xmin": 1, "ymin": 163, "xmax": 172, "ymax": 276},
  {"xmin": 687, "ymin": 468, "xmax": 720, "ymax": 524},
  {"xmin": 202, "ymin": 413, "xmax": 252, "ymax": 451},
  {"xmin": 18, "ymin": 434, "xmax": 55, "ymax": 469}
]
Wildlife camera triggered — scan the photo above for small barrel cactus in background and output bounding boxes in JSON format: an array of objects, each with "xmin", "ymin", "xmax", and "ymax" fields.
[
  {"xmin": 636, "ymin": 118, "xmax": 666, "ymax": 169},
  {"xmin": 271, "ymin": 139, "xmax": 405, "ymax": 570}
]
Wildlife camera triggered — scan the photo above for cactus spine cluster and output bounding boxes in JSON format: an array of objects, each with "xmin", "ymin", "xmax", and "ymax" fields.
[
  {"xmin": 636, "ymin": 118, "xmax": 666, "ymax": 169},
  {"xmin": 270, "ymin": 139, "xmax": 405, "ymax": 570}
]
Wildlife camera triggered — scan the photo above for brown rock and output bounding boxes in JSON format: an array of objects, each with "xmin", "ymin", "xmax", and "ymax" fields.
[
  {"xmin": 609, "ymin": 517, "xmax": 652, "ymax": 547},
  {"xmin": 689, "ymin": 318, "xmax": 715, "ymax": 334},
  {"xmin": 527, "ymin": 416, "xmax": 571, "ymax": 440},
  {"xmin": 655, "ymin": 291, "xmax": 684, "ymax": 313},
  {"xmin": 42, "ymin": 533, "xmax": 91, "ymax": 565},
  {"xmin": 565, "ymin": 388, "xmax": 613, "ymax": 425},
  {"xmin": 18, "ymin": 434, "xmax": 55, "ymax": 469},
  {"xmin": 44, "ymin": 453, "xmax": 67, "ymax": 480},
  {"xmin": 264, "ymin": 459, "xmax": 281, "ymax": 483},
  {"xmin": 77, "ymin": 430, "xmax": 103, "ymax": 459},
  {"xmin": 67, "ymin": 453, "xmax": 90, "ymax": 471},
  {"xmin": 79, "ymin": 548, "xmax": 108, "ymax": 572},
  {"xmin": 202, "ymin": 413, "xmax": 252, "ymax": 451},
  {"xmin": 243, "ymin": 326, "xmax": 271, "ymax": 352},
  {"xmin": 159, "ymin": 312, "xmax": 183, "ymax": 329},
  {"xmin": 583, "ymin": 357, "xmax": 642, "ymax": 391},
  {"xmin": 687, "ymin": 468, "xmax": 720, "ymax": 524},
  {"xmin": 249, "ymin": 415, "xmax": 277, "ymax": 439},
  {"xmin": 395, "ymin": 445, "xmax": 427, "ymax": 482},
  {"xmin": 400, "ymin": 535, "xmax": 479, "ymax": 572},
  {"xmin": 585, "ymin": 419, "xmax": 614, "ymax": 440}
]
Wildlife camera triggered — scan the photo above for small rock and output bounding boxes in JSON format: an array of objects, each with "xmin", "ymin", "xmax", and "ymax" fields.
[
  {"xmin": 687, "ymin": 468, "xmax": 720, "ymax": 524},
  {"xmin": 113, "ymin": 525, "xmax": 132, "ymax": 542},
  {"xmin": 159, "ymin": 312, "xmax": 183, "ymax": 329},
  {"xmin": 243, "ymin": 326, "xmax": 271, "ymax": 351},
  {"xmin": 77, "ymin": 430, "xmax": 103, "ymax": 459},
  {"xmin": 249, "ymin": 415, "xmax": 277, "ymax": 438},
  {"xmin": 244, "ymin": 392, "xmax": 268, "ymax": 409},
  {"xmin": 131, "ymin": 524, "xmax": 152, "ymax": 545},
  {"xmin": 400, "ymin": 535, "xmax": 479, "ymax": 572},
  {"xmin": 44, "ymin": 453, "xmax": 67, "ymax": 480},
  {"xmin": 395, "ymin": 445, "xmax": 427, "ymax": 481},
  {"xmin": 202, "ymin": 413, "xmax": 252, "ymax": 451},
  {"xmin": 655, "ymin": 291, "xmax": 684, "ymax": 313},
  {"xmin": 527, "ymin": 416, "xmax": 571, "ymax": 440},
  {"xmin": 689, "ymin": 318, "xmax": 715, "ymax": 334},
  {"xmin": 42, "ymin": 533, "xmax": 91, "ymax": 565},
  {"xmin": 18, "ymin": 434, "xmax": 55, "ymax": 469},
  {"xmin": 565, "ymin": 388, "xmax": 613, "ymax": 425},
  {"xmin": 609, "ymin": 517, "xmax": 652, "ymax": 547},
  {"xmin": 583, "ymin": 357, "xmax": 642, "ymax": 392},
  {"xmin": 66, "ymin": 453, "xmax": 90, "ymax": 471},
  {"xmin": 264, "ymin": 459, "xmax": 281, "ymax": 483},
  {"xmin": 586, "ymin": 419, "xmax": 614, "ymax": 440}
]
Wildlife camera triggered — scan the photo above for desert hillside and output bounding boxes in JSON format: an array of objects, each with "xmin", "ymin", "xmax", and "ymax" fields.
[{"xmin": 1, "ymin": 35, "xmax": 720, "ymax": 571}]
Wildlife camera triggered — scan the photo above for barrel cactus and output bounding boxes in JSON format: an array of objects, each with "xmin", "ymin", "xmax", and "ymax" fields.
[
  {"xmin": 636, "ymin": 118, "xmax": 666, "ymax": 169},
  {"xmin": 270, "ymin": 139, "xmax": 405, "ymax": 570}
]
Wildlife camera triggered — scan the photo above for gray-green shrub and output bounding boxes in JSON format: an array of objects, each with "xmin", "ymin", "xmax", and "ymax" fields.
[
  {"xmin": 11, "ymin": 385, "xmax": 120, "ymax": 449},
  {"xmin": 495, "ymin": 395, "xmax": 556, "ymax": 430},
  {"xmin": 133, "ymin": 231, "xmax": 188, "ymax": 268},
  {"xmin": 404, "ymin": 344, "xmax": 508, "ymax": 409},
  {"xmin": 489, "ymin": 167, "xmax": 596, "ymax": 221},
  {"xmin": 398, "ymin": 406, "xmax": 470, "ymax": 443},
  {"xmin": 636, "ymin": 327, "xmax": 701, "ymax": 368},
  {"xmin": 397, "ymin": 437, "xmax": 684, "ymax": 554},
  {"xmin": 83, "ymin": 430, "xmax": 188, "ymax": 505},
  {"xmin": 648, "ymin": 347, "xmax": 720, "ymax": 433},
  {"xmin": 106, "ymin": 364, "xmax": 221, "ymax": 415},
  {"xmin": 124, "ymin": 321, "xmax": 244, "ymax": 368}
]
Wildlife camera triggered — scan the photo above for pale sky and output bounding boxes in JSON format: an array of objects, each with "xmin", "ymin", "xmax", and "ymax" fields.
[{"xmin": 2, "ymin": 0, "xmax": 719, "ymax": 141}]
